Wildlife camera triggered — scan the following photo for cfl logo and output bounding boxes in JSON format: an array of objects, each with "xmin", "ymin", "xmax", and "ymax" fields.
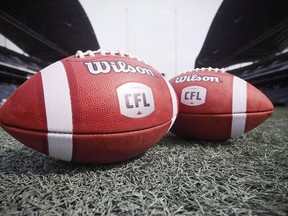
[
  {"xmin": 117, "ymin": 82, "xmax": 155, "ymax": 118},
  {"xmin": 181, "ymin": 86, "xmax": 207, "ymax": 106},
  {"xmin": 125, "ymin": 92, "xmax": 151, "ymax": 109}
]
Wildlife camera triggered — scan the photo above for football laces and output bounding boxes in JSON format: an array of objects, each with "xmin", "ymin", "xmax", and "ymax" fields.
[
  {"xmin": 75, "ymin": 49, "xmax": 146, "ymax": 64},
  {"xmin": 179, "ymin": 67, "xmax": 225, "ymax": 75}
]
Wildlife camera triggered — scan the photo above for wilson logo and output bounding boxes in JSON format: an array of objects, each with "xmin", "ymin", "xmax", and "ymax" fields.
[
  {"xmin": 117, "ymin": 82, "xmax": 155, "ymax": 118},
  {"xmin": 175, "ymin": 74, "xmax": 220, "ymax": 83},
  {"xmin": 181, "ymin": 86, "xmax": 207, "ymax": 106},
  {"xmin": 85, "ymin": 61, "xmax": 156, "ymax": 77}
]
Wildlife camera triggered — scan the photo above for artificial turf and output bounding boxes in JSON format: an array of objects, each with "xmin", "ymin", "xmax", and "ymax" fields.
[{"xmin": 0, "ymin": 107, "xmax": 287, "ymax": 215}]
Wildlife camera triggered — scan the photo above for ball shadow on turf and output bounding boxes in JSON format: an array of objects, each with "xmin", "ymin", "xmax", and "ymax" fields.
[
  {"xmin": 0, "ymin": 143, "xmax": 147, "ymax": 175},
  {"xmin": 160, "ymin": 132, "xmax": 234, "ymax": 148}
]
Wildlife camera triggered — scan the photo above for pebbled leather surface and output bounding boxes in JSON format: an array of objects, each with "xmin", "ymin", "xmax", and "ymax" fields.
[{"xmin": 0, "ymin": 51, "xmax": 177, "ymax": 163}]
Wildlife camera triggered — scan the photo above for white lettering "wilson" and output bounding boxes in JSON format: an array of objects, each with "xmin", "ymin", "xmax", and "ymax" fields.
[
  {"xmin": 175, "ymin": 74, "xmax": 220, "ymax": 83},
  {"xmin": 85, "ymin": 61, "xmax": 156, "ymax": 77}
]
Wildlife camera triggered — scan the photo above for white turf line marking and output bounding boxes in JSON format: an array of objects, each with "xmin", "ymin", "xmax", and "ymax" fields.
[
  {"xmin": 41, "ymin": 61, "xmax": 73, "ymax": 161},
  {"xmin": 231, "ymin": 76, "xmax": 247, "ymax": 138}
]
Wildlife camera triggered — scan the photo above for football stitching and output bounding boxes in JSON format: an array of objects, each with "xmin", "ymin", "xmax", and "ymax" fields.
[
  {"xmin": 178, "ymin": 110, "xmax": 273, "ymax": 116},
  {"xmin": 1, "ymin": 119, "xmax": 174, "ymax": 135}
]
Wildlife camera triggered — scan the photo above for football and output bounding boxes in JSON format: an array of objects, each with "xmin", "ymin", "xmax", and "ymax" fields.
[
  {"xmin": 0, "ymin": 49, "xmax": 178, "ymax": 164},
  {"xmin": 169, "ymin": 67, "xmax": 274, "ymax": 141}
]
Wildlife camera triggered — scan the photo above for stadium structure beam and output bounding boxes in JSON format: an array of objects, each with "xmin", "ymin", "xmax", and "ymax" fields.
[
  {"xmin": 0, "ymin": 9, "xmax": 69, "ymax": 56},
  {"xmin": 216, "ymin": 17, "xmax": 288, "ymax": 67}
]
